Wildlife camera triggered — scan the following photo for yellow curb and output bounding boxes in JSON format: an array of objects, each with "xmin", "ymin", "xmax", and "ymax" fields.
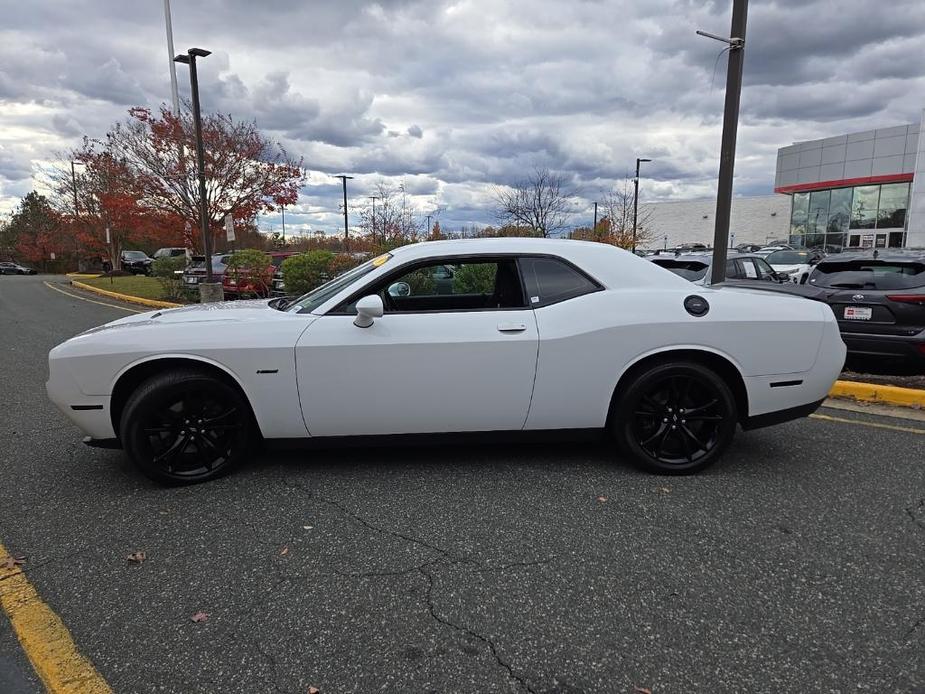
[
  {"xmin": 0, "ymin": 542, "xmax": 112, "ymax": 693},
  {"xmin": 65, "ymin": 273, "xmax": 102, "ymax": 279},
  {"xmin": 70, "ymin": 280, "xmax": 182, "ymax": 309},
  {"xmin": 829, "ymin": 380, "xmax": 925, "ymax": 409}
]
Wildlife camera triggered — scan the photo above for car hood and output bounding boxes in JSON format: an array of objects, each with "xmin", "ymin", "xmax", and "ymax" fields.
[{"xmin": 82, "ymin": 299, "xmax": 282, "ymax": 333}]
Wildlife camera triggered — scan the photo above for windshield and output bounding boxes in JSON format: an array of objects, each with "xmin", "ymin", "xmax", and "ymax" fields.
[
  {"xmin": 286, "ymin": 255, "xmax": 389, "ymax": 313},
  {"xmin": 652, "ymin": 259, "xmax": 709, "ymax": 281},
  {"xmin": 767, "ymin": 250, "xmax": 810, "ymax": 265},
  {"xmin": 123, "ymin": 251, "xmax": 147, "ymax": 260},
  {"xmin": 810, "ymin": 260, "xmax": 925, "ymax": 289}
]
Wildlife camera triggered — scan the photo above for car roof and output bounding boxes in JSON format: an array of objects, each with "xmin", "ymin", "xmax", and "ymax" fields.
[
  {"xmin": 817, "ymin": 248, "xmax": 925, "ymax": 263},
  {"xmin": 648, "ymin": 251, "xmax": 762, "ymax": 264},
  {"xmin": 386, "ymin": 238, "xmax": 695, "ymax": 289}
]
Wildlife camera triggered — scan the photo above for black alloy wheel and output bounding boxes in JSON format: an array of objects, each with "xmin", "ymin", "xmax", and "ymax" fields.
[
  {"xmin": 120, "ymin": 370, "xmax": 254, "ymax": 485},
  {"xmin": 613, "ymin": 361, "xmax": 737, "ymax": 474}
]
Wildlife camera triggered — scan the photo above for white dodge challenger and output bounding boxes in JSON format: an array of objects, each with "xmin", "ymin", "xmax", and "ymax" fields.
[{"xmin": 47, "ymin": 238, "xmax": 845, "ymax": 484}]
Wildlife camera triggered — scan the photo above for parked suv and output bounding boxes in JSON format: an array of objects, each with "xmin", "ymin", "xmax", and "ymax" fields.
[
  {"xmin": 807, "ymin": 249, "xmax": 925, "ymax": 363},
  {"xmin": 225, "ymin": 251, "xmax": 298, "ymax": 298},
  {"xmin": 182, "ymin": 254, "xmax": 232, "ymax": 287},
  {"xmin": 153, "ymin": 247, "xmax": 190, "ymax": 261},
  {"xmin": 120, "ymin": 250, "xmax": 154, "ymax": 275}
]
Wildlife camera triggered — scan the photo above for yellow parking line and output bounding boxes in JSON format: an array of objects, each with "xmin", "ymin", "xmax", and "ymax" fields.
[
  {"xmin": 43, "ymin": 281, "xmax": 144, "ymax": 313},
  {"xmin": 0, "ymin": 541, "xmax": 112, "ymax": 693},
  {"xmin": 810, "ymin": 413, "xmax": 925, "ymax": 435}
]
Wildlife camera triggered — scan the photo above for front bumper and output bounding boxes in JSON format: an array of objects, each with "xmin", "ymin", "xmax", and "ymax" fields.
[{"xmin": 46, "ymin": 361, "xmax": 117, "ymax": 440}]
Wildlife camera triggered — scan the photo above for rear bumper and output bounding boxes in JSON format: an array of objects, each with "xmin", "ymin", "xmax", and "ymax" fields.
[
  {"xmin": 742, "ymin": 398, "xmax": 825, "ymax": 430},
  {"xmin": 841, "ymin": 331, "xmax": 925, "ymax": 361}
]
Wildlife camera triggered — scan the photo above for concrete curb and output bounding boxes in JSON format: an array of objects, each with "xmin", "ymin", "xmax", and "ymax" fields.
[
  {"xmin": 65, "ymin": 272, "xmax": 102, "ymax": 279},
  {"xmin": 829, "ymin": 380, "xmax": 925, "ymax": 409},
  {"xmin": 70, "ymin": 280, "xmax": 182, "ymax": 309}
]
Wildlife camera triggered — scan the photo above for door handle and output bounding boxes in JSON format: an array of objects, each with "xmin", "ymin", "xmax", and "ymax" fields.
[{"xmin": 497, "ymin": 322, "xmax": 527, "ymax": 332}]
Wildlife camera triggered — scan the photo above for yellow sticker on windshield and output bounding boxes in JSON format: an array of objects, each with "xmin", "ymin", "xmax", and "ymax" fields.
[{"xmin": 372, "ymin": 253, "xmax": 392, "ymax": 267}]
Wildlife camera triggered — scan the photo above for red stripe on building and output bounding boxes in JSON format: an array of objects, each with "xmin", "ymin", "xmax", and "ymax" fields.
[{"xmin": 774, "ymin": 172, "xmax": 913, "ymax": 195}]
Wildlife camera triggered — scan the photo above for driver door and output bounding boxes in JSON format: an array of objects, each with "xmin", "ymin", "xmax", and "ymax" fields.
[{"xmin": 295, "ymin": 256, "xmax": 539, "ymax": 437}]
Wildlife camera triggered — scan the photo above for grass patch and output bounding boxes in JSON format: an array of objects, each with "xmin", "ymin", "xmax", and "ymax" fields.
[{"xmin": 81, "ymin": 275, "xmax": 177, "ymax": 302}]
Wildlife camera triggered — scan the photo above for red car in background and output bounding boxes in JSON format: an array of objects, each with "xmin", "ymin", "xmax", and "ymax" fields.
[{"xmin": 223, "ymin": 251, "xmax": 298, "ymax": 299}]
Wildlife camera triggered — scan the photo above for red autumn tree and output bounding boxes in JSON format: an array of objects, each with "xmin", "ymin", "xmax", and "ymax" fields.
[
  {"xmin": 105, "ymin": 106, "xmax": 305, "ymax": 253},
  {"xmin": 8, "ymin": 192, "xmax": 67, "ymax": 270}
]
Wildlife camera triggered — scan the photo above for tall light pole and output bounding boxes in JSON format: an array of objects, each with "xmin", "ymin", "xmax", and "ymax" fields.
[
  {"xmin": 70, "ymin": 160, "xmax": 85, "ymax": 271},
  {"xmin": 633, "ymin": 157, "xmax": 652, "ymax": 253},
  {"xmin": 592, "ymin": 201, "xmax": 598, "ymax": 234},
  {"xmin": 425, "ymin": 214, "xmax": 433, "ymax": 237},
  {"xmin": 369, "ymin": 195, "xmax": 379, "ymax": 246},
  {"xmin": 174, "ymin": 48, "xmax": 216, "ymax": 291},
  {"xmin": 163, "ymin": 0, "xmax": 180, "ymax": 115},
  {"xmin": 281, "ymin": 204, "xmax": 286, "ymax": 243},
  {"xmin": 334, "ymin": 175, "xmax": 353, "ymax": 252},
  {"xmin": 698, "ymin": 0, "xmax": 748, "ymax": 285}
]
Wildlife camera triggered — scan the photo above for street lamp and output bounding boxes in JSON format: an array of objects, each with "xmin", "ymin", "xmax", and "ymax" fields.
[
  {"xmin": 70, "ymin": 160, "xmax": 85, "ymax": 271},
  {"xmin": 333, "ymin": 175, "xmax": 353, "ymax": 252},
  {"xmin": 174, "ymin": 47, "xmax": 218, "ymax": 297},
  {"xmin": 592, "ymin": 201, "xmax": 598, "ymax": 235},
  {"xmin": 633, "ymin": 157, "xmax": 652, "ymax": 253}
]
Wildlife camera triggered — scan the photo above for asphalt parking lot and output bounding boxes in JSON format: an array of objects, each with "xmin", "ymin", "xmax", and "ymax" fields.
[{"xmin": 0, "ymin": 274, "xmax": 923, "ymax": 693}]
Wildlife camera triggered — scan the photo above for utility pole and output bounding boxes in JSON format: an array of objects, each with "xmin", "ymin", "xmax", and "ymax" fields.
[
  {"xmin": 334, "ymin": 175, "xmax": 353, "ymax": 252},
  {"xmin": 425, "ymin": 214, "xmax": 432, "ymax": 238},
  {"xmin": 163, "ymin": 0, "xmax": 180, "ymax": 115},
  {"xmin": 174, "ymin": 48, "xmax": 218, "ymax": 299},
  {"xmin": 369, "ymin": 195, "xmax": 379, "ymax": 246},
  {"xmin": 281, "ymin": 205, "xmax": 286, "ymax": 243},
  {"xmin": 698, "ymin": 0, "xmax": 748, "ymax": 285},
  {"xmin": 70, "ymin": 160, "xmax": 84, "ymax": 271},
  {"xmin": 633, "ymin": 157, "xmax": 652, "ymax": 253},
  {"xmin": 592, "ymin": 201, "xmax": 598, "ymax": 234}
]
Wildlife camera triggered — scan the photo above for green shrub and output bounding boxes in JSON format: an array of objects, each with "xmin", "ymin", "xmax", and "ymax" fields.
[
  {"xmin": 281, "ymin": 250, "xmax": 336, "ymax": 296},
  {"xmin": 452, "ymin": 263, "xmax": 496, "ymax": 295},
  {"xmin": 225, "ymin": 248, "xmax": 273, "ymax": 298},
  {"xmin": 151, "ymin": 255, "xmax": 188, "ymax": 301}
]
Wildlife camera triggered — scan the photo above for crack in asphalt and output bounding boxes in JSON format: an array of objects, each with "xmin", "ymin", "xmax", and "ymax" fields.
[
  {"xmin": 904, "ymin": 498, "xmax": 924, "ymax": 530},
  {"xmin": 419, "ymin": 562, "xmax": 537, "ymax": 694},
  {"xmin": 280, "ymin": 476, "xmax": 541, "ymax": 692}
]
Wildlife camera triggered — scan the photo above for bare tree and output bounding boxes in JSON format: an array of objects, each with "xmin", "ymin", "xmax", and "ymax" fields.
[
  {"xmin": 357, "ymin": 181, "xmax": 422, "ymax": 249},
  {"xmin": 601, "ymin": 176, "xmax": 655, "ymax": 249},
  {"xmin": 493, "ymin": 167, "xmax": 574, "ymax": 237}
]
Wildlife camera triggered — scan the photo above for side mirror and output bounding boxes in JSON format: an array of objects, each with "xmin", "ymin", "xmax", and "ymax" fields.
[
  {"xmin": 354, "ymin": 294, "xmax": 384, "ymax": 328},
  {"xmin": 388, "ymin": 281, "xmax": 411, "ymax": 297}
]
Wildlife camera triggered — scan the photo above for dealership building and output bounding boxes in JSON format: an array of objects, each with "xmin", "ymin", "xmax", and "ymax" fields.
[{"xmin": 774, "ymin": 112, "xmax": 925, "ymax": 250}]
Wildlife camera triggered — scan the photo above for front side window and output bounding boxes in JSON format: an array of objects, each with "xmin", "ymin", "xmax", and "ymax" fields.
[
  {"xmin": 753, "ymin": 258, "xmax": 775, "ymax": 280},
  {"xmin": 520, "ymin": 257, "xmax": 600, "ymax": 307},
  {"xmin": 344, "ymin": 257, "xmax": 526, "ymax": 313},
  {"xmin": 288, "ymin": 257, "xmax": 385, "ymax": 313},
  {"xmin": 738, "ymin": 259, "xmax": 758, "ymax": 279}
]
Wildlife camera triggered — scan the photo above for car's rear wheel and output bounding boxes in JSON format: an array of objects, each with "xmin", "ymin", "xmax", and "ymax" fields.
[
  {"xmin": 612, "ymin": 361, "xmax": 737, "ymax": 474},
  {"xmin": 120, "ymin": 369, "xmax": 254, "ymax": 485}
]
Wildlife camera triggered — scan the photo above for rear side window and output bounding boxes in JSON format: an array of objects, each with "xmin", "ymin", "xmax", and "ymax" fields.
[
  {"xmin": 520, "ymin": 257, "xmax": 600, "ymax": 307},
  {"xmin": 810, "ymin": 260, "xmax": 925, "ymax": 290}
]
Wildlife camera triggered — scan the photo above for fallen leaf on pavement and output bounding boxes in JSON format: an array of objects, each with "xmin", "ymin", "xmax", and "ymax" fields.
[
  {"xmin": 656, "ymin": 486, "xmax": 671, "ymax": 494},
  {"xmin": 303, "ymin": 525, "xmax": 313, "ymax": 530},
  {"xmin": 596, "ymin": 496, "xmax": 607, "ymax": 503},
  {"xmin": 308, "ymin": 687, "xmax": 321, "ymax": 694},
  {"xmin": 280, "ymin": 546, "xmax": 289, "ymax": 556},
  {"xmin": 1, "ymin": 555, "xmax": 25, "ymax": 570},
  {"xmin": 127, "ymin": 551, "xmax": 146, "ymax": 564},
  {"xmin": 191, "ymin": 611, "xmax": 209, "ymax": 623},
  {"xmin": 633, "ymin": 687, "xmax": 652, "ymax": 694}
]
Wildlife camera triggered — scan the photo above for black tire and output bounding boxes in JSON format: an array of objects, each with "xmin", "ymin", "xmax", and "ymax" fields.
[
  {"xmin": 612, "ymin": 361, "xmax": 738, "ymax": 474},
  {"xmin": 120, "ymin": 369, "xmax": 255, "ymax": 485}
]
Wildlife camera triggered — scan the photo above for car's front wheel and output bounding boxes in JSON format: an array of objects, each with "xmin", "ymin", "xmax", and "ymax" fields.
[
  {"xmin": 120, "ymin": 369, "xmax": 255, "ymax": 485},
  {"xmin": 612, "ymin": 361, "xmax": 738, "ymax": 474}
]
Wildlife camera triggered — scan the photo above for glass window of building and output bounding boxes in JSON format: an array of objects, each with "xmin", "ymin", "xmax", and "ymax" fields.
[
  {"xmin": 825, "ymin": 187, "xmax": 851, "ymax": 252},
  {"xmin": 850, "ymin": 185, "xmax": 879, "ymax": 229},
  {"xmin": 877, "ymin": 182, "xmax": 910, "ymax": 229},
  {"xmin": 804, "ymin": 190, "xmax": 829, "ymax": 248},
  {"xmin": 790, "ymin": 192, "xmax": 809, "ymax": 238}
]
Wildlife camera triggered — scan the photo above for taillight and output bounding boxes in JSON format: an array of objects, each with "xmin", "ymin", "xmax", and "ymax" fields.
[{"xmin": 886, "ymin": 295, "xmax": 925, "ymax": 305}]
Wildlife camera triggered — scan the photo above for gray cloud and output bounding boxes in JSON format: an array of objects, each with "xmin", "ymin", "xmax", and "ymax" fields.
[{"xmin": 1, "ymin": 0, "xmax": 923, "ymax": 225}]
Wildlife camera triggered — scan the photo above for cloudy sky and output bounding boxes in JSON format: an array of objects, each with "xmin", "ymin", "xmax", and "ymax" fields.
[{"xmin": 2, "ymin": 0, "xmax": 924, "ymax": 235}]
